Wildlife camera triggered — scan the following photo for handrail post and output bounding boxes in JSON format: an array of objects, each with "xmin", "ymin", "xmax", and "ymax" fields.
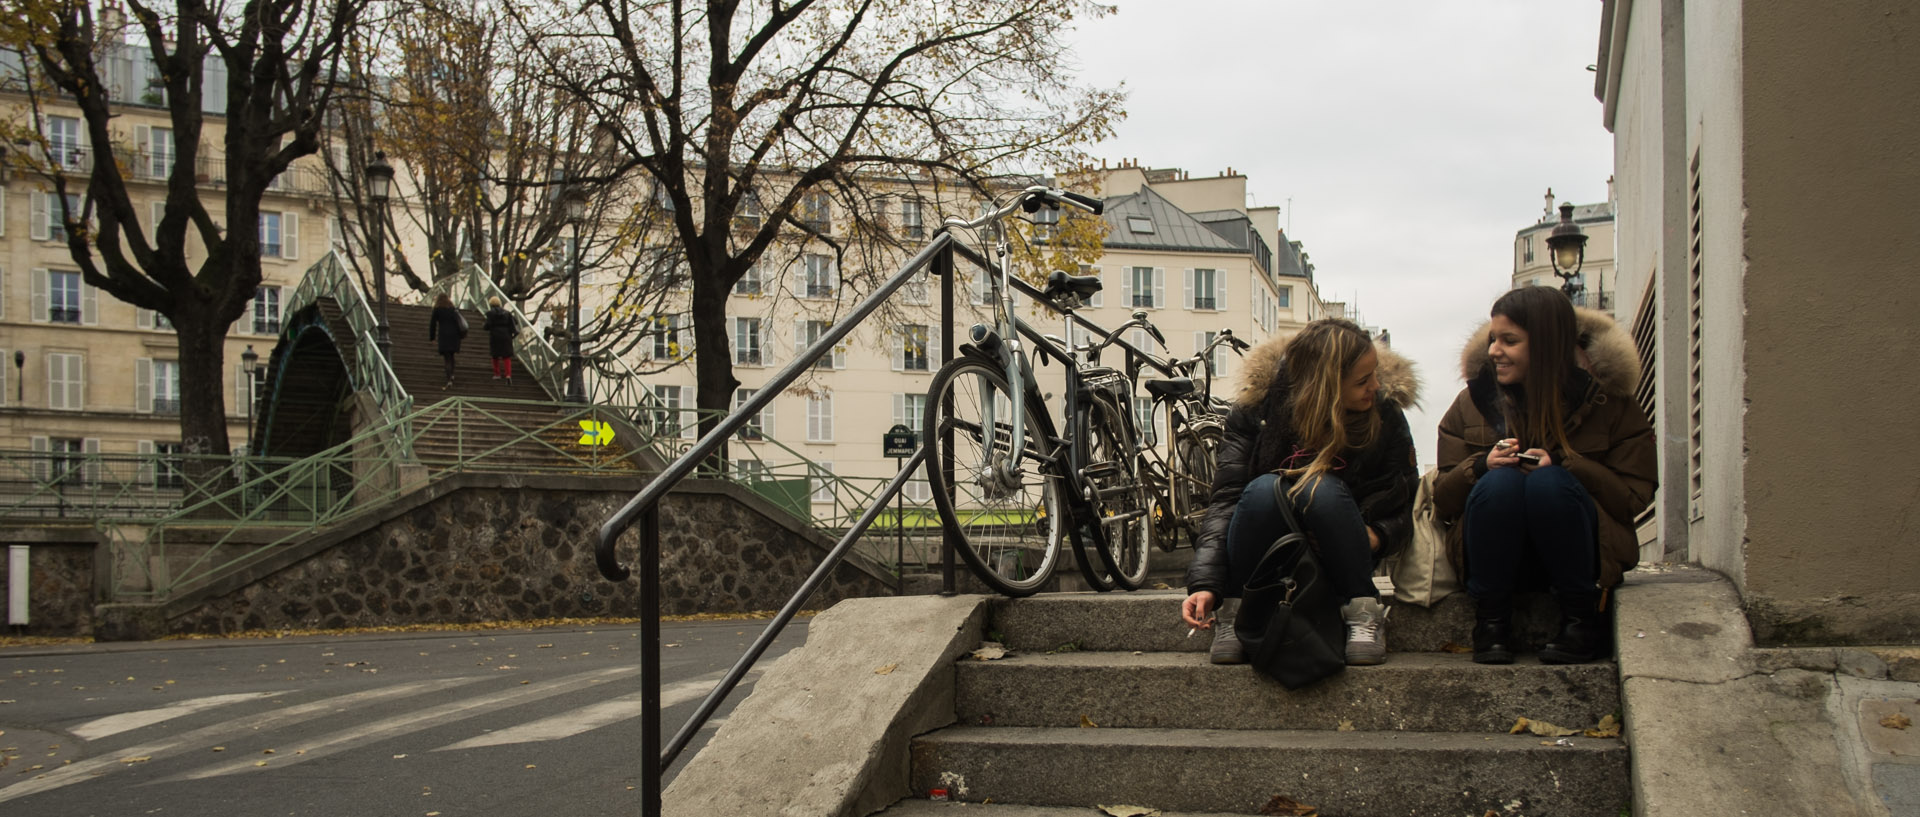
[
  {"xmin": 937, "ymin": 242, "xmax": 957, "ymax": 596},
  {"xmin": 641, "ymin": 504, "xmax": 663, "ymax": 817}
]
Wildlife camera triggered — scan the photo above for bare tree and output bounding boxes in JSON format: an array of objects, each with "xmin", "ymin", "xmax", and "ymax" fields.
[
  {"xmin": 0, "ymin": 0, "xmax": 367, "ymax": 467},
  {"xmin": 518, "ymin": 0, "xmax": 1125, "ymax": 443}
]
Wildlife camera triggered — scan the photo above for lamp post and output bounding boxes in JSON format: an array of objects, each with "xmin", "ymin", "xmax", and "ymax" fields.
[
  {"xmin": 365, "ymin": 152, "xmax": 395, "ymax": 360},
  {"xmin": 241, "ymin": 344, "xmax": 259, "ymax": 456},
  {"xmin": 1545, "ymin": 202, "xmax": 1590, "ymax": 305},
  {"xmin": 562, "ymin": 186, "xmax": 589, "ymax": 404}
]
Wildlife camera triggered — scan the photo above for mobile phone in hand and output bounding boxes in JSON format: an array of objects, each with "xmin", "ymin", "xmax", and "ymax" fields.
[{"xmin": 1515, "ymin": 451, "xmax": 1543, "ymax": 465}]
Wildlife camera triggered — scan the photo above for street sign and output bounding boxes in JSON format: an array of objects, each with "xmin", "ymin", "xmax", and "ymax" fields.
[{"xmin": 883, "ymin": 424, "xmax": 918, "ymax": 458}]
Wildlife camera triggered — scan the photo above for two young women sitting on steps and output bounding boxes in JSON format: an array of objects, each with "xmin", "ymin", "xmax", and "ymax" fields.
[{"xmin": 1181, "ymin": 288, "xmax": 1657, "ymax": 669}]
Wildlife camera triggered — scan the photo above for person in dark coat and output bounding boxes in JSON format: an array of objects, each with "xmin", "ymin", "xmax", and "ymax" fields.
[
  {"xmin": 426, "ymin": 293, "xmax": 465, "ymax": 388},
  {"xmin": 1433, "ymin": 286, "xmax": 1657, "ymax": 665},
  {"xmin": 1181, "ymin": 318, "xmax": 1421, "ymax": 667},
  {"xmin": 482, "ymin": 296, "xmax": 519, "ymax": 385}
]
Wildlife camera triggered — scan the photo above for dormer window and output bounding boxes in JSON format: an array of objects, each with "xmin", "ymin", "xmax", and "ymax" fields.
[{"xmin": 1127, "ymin": 216, "xmax": 1154, "ymax": 234}]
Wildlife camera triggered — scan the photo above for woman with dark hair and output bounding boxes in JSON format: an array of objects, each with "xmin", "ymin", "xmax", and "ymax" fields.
[
  {"xmin": 1181, "ymin": 318, "xmax": 1421, "ymax": 666},
  {"xmin": 427, "ymin": 293, "xmax": 466, "ymax": 389},
  {"xmin": 1434, "ymin": 286, "xmax": 1657, "ymax": 665}
]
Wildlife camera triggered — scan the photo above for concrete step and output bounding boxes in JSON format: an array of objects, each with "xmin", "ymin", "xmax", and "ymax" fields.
[
  {"xmin": 879, "ymin": 801, "xmax": 1222, "ymax": 816},
  {"xmin": 910, "ymin": 726, "xmax": 1630, "ymax": 817},
  {"xmin": 955, "ymin": 651, "xmax": 1618, "ymax": 734},
  {"xmin": 990, "ymin": 590, "xmax": 1572, "ymax": 654}
]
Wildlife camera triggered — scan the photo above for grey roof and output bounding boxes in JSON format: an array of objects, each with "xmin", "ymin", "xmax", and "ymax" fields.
[
  {"xmin": 1515, "ymin": 202, "xmax": 1615, "ymax": 238},
  {"xmin": 1099, "ymin": 186, "xmax": 1245, "ymax": 254}
]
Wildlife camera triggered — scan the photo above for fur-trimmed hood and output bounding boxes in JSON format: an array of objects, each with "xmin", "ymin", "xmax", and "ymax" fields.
[
  {"xmin": 1232, "ymin": 333, "xmax": 1421, "ymax": 411},
  {"xmin": 1457, "ymin": 307, "xmax": 1640, "ymax": 398}
]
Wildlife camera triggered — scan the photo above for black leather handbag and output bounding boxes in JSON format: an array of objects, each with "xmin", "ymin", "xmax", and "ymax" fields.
[{"xmin": 1233, "ymin": 480, "xmax": 1347, "ymax": 689}]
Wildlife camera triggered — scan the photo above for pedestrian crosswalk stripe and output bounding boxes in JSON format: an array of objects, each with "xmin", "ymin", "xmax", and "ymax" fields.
[
  {"xmin": 71, "ymin": 691, "xmax": 286, "ymax": 740},
  {"xmin": 435, "ymin": 667, "xmax": 761, "ymax": 751},
  {"xmin": 171, "ymin": 665, "xmax": 640, "ymax": 781},
  {"xmin": 0, "ymin": 676, "xmax": 483, "ymax": 804}
]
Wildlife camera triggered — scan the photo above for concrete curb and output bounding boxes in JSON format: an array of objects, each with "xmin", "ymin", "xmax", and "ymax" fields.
[
  {"xmin": 663, "ymin": 594, "xmax": 989, "ymax": 817},
  {"xmin": 1617, "ymin": 564, "xmax": 1914, "ymax": 816}
]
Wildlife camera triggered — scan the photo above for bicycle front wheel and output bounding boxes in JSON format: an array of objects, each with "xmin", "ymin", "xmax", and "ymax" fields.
[
  {"xmin": 1170, "ymin": 420, "xmax": 1226, "ymax": 541},
  {"xmin": 923, "ymin": 357, "xmax": 1067, "ymax": 596},
  {"xmin": 1082, "ymin": 392, "xmax": 1153, "ymax": 590}
]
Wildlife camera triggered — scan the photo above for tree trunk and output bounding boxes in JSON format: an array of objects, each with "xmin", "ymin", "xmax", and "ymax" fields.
[
  {"xmin": 173, "ymin": 309, "xmax": 235, "ymax": 507},
  {"xmin": 690, "ymin": 274, "xmax": 738, "ymax": 470}
]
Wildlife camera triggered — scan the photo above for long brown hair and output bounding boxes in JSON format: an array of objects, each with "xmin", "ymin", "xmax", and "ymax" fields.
[
  {"xmin": 1490, "ymin": 286, "xmax": 1579, "ymax": 455},
  {"xmin": 1283, "ymin": 318, "xmax": 1380, "ymax": 498}
]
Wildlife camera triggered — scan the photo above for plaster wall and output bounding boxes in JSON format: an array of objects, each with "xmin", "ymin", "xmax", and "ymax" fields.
[
  {"xmin": 1682, "ymin": 0, "xmax": 1749, "ymax": 587},
  {"xmin": 1737, "ymin": 0, "xmax": 1920, "ymax": 644}
]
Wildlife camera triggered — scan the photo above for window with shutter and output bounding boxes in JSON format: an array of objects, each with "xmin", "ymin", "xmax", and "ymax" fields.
[
  {"xmin": 807, "ymin": 394, "xmax": 834, "ymax": 442},
  {"xmin": 809, "ymin": 461, "xmax": 835, "ymax": 503}
]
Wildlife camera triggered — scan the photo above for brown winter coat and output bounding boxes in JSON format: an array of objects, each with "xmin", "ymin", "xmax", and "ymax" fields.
[{"xmin": 1432, "ymin": 308, "xmax": 1657, "ymax": 589}]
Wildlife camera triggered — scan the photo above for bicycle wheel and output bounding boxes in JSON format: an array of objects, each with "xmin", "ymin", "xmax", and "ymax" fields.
[
  {"xmin": 1170, "ymin": 421, "xmax": 1225, "ymax": 541},
  {"xmin": 923, "ymin": 357, "xmax": 1067, "ymax": 596},
  {"xmin": 1081, "ymin": 392, "xmax": 1153, "ymax": 590}
]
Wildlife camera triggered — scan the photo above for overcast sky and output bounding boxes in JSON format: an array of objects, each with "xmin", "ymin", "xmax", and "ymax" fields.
[{"xmin": 1064, "ymin": 1, "xmax": 1616, "ymax": 465}]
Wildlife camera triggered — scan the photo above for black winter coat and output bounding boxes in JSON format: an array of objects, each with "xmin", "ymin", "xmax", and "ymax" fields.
[
  {"xmin": 1184, "ymin": 340, "xmax": 1422, "ymax": 597},
  {"xmin": 482, "ymin": 307, "xmax": 518, "ymax": 359},
  {"xmin": 428, "ymin": 306, "xmax": 466, "ymax": 355}
]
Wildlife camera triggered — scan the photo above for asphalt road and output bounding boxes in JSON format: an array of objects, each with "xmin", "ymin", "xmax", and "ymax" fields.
[{"xmin": 0, "ymin": 618, "xmax": 811, "ymax": 816}]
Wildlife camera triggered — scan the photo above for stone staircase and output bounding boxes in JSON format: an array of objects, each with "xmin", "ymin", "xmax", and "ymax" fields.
[{"xmin": 882, "ymin": 592, "xmax": 1631, "ymax": 816}]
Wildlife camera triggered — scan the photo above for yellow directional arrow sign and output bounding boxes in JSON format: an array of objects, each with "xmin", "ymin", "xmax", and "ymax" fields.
[{"xmin": 578, "ymin": 420, "xmax": 615, "ymax": 447}]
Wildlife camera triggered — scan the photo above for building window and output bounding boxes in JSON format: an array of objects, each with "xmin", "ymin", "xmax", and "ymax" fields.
[
  {"xmin": 153, "ymin": 442, "xmax": 184, "ymax": 489},
  {"xmin": 46, "ymin": 353, "xmax": 84, "ymax": 410},
  {"xmin": 1080, "ymin": 264, "xmax": 1103, "ymax": 308},
  {"xmin": 1126, "ymin": 216, "xmax": 1154, "ymax": 234},
  {"xmin": 253, "ymin": 287, "xmax": 282, "ymax": 334},
  {"xmin": 803, "ymin": 254, "xmax": 834, "ymax": 298},
  {"xmin": 897, "ymin": 324, "xmax": 931, "ymax": 372},
  {"xmin": 734, "ymin": 317, "xmax": 763, "ymax": 365},
  {"xmin": 801, "ymin": 192, "xmax": 831, "ymax": 232},
  {"xmin": 1191, "ymin": 268, "xmax": 1218, "ymax": 311},
  {"xmin": 892, "ymin": 393, "xmax": 931, "ymax": 501},
  {"xmin": 809, "ymin": 461, "xmax": 835, "ymax": 504},
  {"xmin": 732, "ymin": 458, "xmax": 768, "ymax": 481},
  {"xmin": 148, "ymin": 127, "xmax": 175, "ymax": 178},
  {"xmin": 154, "ymin": 360, "xmax": 181, "ymax": 414},
  {"xmin": 49, "ymin": 270, "xmax": 82, "ymax": 323},
  {"xmin": 1523, "ymin": 235, "xmax": 1535, "ymax": 264},
  {"xmin": 1133, "ymin": 396, "xmax": 1157, "ymax": 446},
  {"xmin": 651, "ymin": 314, "xmax": 682, "ymax": 360},
  {"xmin": 651, "ymin": 384, "xmax": 685, "ymax": 439},
  {"xmin": 901, "ymin": 271, "xmax": 930, "ymax": 305},
  {"xmin": 1032, "ymin": 205, "xmax": 1059, "ymax": 241},
  {"xmin": 1196, "ymin": 331, "xmax": 1228, "ymax": 377},
  {"xmin": 807, "ymin": 393, "xmax": 834, "ymax": 442},
  {"xmin": 901, "ymin": 198, "xmax": 925, "ymax": 239},
  {"xmin": 47, "ymin": 116, "xmax": 84, "ymax": 170},
  {"xmin": 801, "ymin": 320, "xmax": 843, "ymax": 369},
  {"xmin": 1276, "ymin": 285, "xmax": 1291, "ymax": 309},
  {"xmin": 733, "ymin": 387, "xmax": 773, "ymax": 441},
  {"xmin": 49, "ymin": 193, "xmax": 83, "ymax": 243},
  {"xmin": 49, "ymin": 438, "xmax": 87, "ymax": 485},
  {"xmin": 259, "ymin": 212, "xmax": 283, "ymax": 258},
  {"xmin": 735, "ymin": 188, "xmax": 763, "ymax": 230},
  {"xmin": 1130, "ymin": 266, "xmax": 1157, "ymax": 309},
  {"xmin": 734, "ymin": 263, "xmax": 763, "ymax": 296}
]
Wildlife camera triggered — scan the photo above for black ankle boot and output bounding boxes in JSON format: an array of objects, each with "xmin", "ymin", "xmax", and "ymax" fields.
[
  {"xmin": 1541, "ymin": 592, "xmax": 1607, "ymax": 664},
  {"xmin": 1472, "ymin": 596, "xmax": 1514, "ymax": 665}
]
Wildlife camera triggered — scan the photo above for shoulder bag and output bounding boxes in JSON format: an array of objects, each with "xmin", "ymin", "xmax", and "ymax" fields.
[{"xmin": 1233, "ymin": 479, "xmax": 1347, "ymax": 690}]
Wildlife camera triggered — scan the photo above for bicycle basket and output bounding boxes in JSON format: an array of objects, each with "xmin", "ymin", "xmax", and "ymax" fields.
[{"xmin": 1079, "ymin": 368, "xmax": 1132, "ymax": 400}]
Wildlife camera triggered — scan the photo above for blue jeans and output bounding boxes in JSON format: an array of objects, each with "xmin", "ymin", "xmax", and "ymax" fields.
[
  {"xmin": 1463, "ymin": 464, "xmax": 1598, "ymax": 600},
  {"xmin": 1224, "ymin": 473, "xmax": 1378, "ymax": 602}
]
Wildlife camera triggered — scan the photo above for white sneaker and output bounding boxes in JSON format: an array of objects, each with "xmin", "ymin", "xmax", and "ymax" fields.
[{"xmin": 1340, "ymin": 597, "xmax": 1388, "ymax": 666}]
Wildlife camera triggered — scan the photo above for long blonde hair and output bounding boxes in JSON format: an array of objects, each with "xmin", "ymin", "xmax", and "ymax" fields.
[{"xmin": 1283, "ymin": 318, "xmax": 1380, "ymax": 498}]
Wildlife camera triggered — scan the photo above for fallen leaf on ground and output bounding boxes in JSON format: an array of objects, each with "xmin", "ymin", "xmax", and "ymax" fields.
[
  {"xmin": 1336, "ymin": 719, "xmax": 1355, "ymax": 732},
  {"xmin": 254, "ymin": 760, "xmax": 268, "ymax": 767},
  {"xmin": 971, "ymin": 642, "xmax": 1009, "ymax": 661},
  {"xmin": 1439, "ymin": 642, "xmax": 1473, "ymax": 654},
  {"xmin": 1510, "ymin": 717, "xmax": 1579, "ymax": 737},
  {"xmin": 1080, "ymin": 714, "xmax": 1099, "ymax": 728},
  {"xmin": 1584, "ymin": 714, "xmax": 1623, "ymax": 738},
  {"xmin": 1883, "ymin": 712, "xmax": 1913, "ymax": 730},
  {"xmin": 1098, "ymin": 806, "xmax": 1161, "ymax": 817},
  {"xmin": 873, "ymin": 663, "xmax": 898, "ymax": 675},
  {"xmin": 119, "ymin": 756, "xmax": 152, "ymax": 764},
  {"xmin": 1258, "ymin": 794, "xmax": 1318, "ymax": 815}
]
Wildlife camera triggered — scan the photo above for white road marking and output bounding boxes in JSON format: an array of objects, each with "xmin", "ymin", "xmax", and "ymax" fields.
[
  {"xmin": 169, "ymin": 664, "xmax": 640, "ymax": 780},
  {"xmin": 435, "ymin": 667, "xmax": 760, "ymax": 750},
  {"xmin": 71, "ymin": 691, "xmax": 287, "ymax": 740},
  {"xmin": 0, "ymin": 677, "xmax": 481, "ymax": 804}
]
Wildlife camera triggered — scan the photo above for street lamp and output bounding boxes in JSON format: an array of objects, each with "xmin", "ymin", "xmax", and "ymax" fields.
[
  {"xmin": 562, "ymin": 185, "xmax": 589, "ymax": 404},
  {"xmin": 364, "ymin": 151, "xmax": 396, "ymax": 359},
  {"xmin": 241, "ymin": 344, "xmax": 259, "ymax": 455},
  {"xmin": 1545, "ymin": 202, "xmax": 1590, "ymax": 304}
]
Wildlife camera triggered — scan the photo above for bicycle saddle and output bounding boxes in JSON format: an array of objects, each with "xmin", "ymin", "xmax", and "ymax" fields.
[
  {"xmin": 1045, "ymin": 269, "xmax": 1104, "ymax": 300},
  {"xmin": 1144, "ymin": 378, "xmax": 1197, "ymax": 399}
]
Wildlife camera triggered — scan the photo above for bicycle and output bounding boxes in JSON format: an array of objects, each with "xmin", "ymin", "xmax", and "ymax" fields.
[
  {"xmin": 922, "ymin": 186, "xmax": 1163, "ymax": 596},
  {"xmin": 1134, "ymin": 328, "xmax": 1250, "ymax": 549}
]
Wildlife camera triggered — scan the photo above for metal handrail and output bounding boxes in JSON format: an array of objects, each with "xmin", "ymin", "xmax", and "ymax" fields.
[{"xmin": 284, "ymin": 252, "xmax": 414, "ymax": 432}]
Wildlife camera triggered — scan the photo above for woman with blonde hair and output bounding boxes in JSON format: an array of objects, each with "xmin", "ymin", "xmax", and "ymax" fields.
[
  {"xmin": 1181, "ymin": 318, "xmax": 1420, "ymax": 666},
  {"xmin": 1433, "ymin": 286, "xmax": 1656, "ymax": 665}
]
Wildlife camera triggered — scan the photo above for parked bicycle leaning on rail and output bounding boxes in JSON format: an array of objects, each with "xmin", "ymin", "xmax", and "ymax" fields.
[
  {"xmin": 1136, "ymin": 328, "xmax": 1250, "ymax": 549},
  {"xmin": 922, "ymin": 185, "xmax": 1172, "ymax": 597}
]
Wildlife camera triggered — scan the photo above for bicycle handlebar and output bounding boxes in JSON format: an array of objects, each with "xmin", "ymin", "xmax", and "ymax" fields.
[{"xmin": 943, "ymin": 185, "xmax": 1104, "ymax": 233}]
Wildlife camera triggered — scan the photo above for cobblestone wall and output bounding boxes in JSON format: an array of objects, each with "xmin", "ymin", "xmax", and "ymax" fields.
[
  {"xmin": 0, "ymin": 535, "xmax": 96, "ymax": 637},
  {"xmin": 168, "ymin": 479, "xmax": 894, "ymax": 634}
]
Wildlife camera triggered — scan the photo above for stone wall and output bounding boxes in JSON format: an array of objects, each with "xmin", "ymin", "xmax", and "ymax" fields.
[
  {"xmin": 166, "ymin": 475, "xmax": 895, "ymax": 634},
  {"xmin": 0, "ymin": 527, "xmax": 98, "ymax": 637}
]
